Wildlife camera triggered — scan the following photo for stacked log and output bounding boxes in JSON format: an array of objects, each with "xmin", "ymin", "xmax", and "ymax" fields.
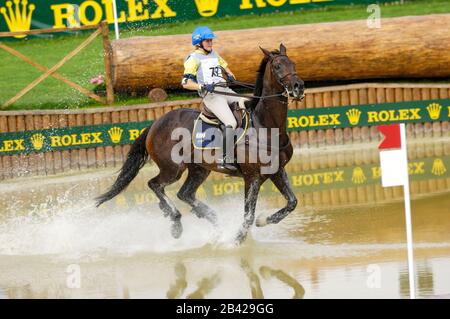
[{"xmin": 111, "ymin": 14, "xmax": 450, "ymax": 91}]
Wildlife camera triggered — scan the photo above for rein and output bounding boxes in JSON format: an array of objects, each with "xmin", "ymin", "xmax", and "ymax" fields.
[
  {"xmin": 209, "ymin": 82, "xmax": 290, "ymax": 104},
  {"xmin": 208, "ymin": 55, "xmax": 302, "ymax": 104}
]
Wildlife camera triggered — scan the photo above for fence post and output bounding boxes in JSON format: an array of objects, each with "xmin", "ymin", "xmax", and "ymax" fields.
[{"xmin": 101, "ymin": 21, "xmax": 114, "ymax": 105}]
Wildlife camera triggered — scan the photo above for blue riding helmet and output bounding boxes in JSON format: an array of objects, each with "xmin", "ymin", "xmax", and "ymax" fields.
[{"xmin": 191, "ymin": 26, "xmax": 216, "ymax": 46}]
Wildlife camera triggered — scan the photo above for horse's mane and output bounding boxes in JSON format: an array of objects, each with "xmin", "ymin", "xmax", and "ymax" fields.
[{"xmin": 248, "ymin": 49, "xmax": 280, "ymax": 110}]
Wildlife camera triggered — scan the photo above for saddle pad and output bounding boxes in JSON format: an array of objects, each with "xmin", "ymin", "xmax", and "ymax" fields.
[{"xmin": 192, "ymin": 112, "xmax": 249, "ymax": 150}]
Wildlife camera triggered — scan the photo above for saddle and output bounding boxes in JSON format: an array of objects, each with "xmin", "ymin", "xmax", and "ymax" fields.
[
  {"xmin": 193, "ymin": 101, "xmax": 249, "ymax": 150},
  {"xmin": 199, "ymin": 100, "xmax": 247, "ymax": 128}
]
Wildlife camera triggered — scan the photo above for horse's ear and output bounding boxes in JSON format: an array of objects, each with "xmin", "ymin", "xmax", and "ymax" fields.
[
  {"xmin": 280, "ymin": 43, "xmax": 286, "ymax": 55},
  {"xmin": 259, "ymin": 46, "xmax": 271, "ymax": 57}
]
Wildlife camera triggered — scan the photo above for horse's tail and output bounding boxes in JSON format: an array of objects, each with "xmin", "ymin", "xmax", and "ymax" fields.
[{"xmin": 95, "ymin": 126, "xmax": 151, "ymax": 207}]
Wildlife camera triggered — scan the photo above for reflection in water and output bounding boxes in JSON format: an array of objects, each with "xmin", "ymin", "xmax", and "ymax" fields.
[
  {"xmin": 0, "ymin": 138, "xmax": 449, "ymax": 298},
  {"xmin": 167, "ymin": 263, "xmax": 187, "ymax": 299},
  {"xmin": 165, "ymin": 259, "xmax": 303, "ymax": 299},
  {"xmin": 241, "ymin": 259, "xmax": 264, "ymax": 299},
  {"xmin": 259, "ymin": 266, "xmax": 305, "ymax": 299},
  {"xmin": 186, "ymin": 273, "xmax": 220, "ymax": 299}
]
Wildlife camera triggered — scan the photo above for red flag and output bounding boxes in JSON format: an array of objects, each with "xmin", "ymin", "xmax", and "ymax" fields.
[{"xmin": 377, "ymin": 124, "xmax": 401, "ymax": 149}]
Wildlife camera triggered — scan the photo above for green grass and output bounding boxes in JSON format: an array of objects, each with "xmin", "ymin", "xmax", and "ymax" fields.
[{"xmin": 1, "ymin": 0, "xmax": 449, "ymax": 111}]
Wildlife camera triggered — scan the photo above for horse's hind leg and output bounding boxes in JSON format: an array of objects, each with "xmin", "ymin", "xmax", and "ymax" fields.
[
  {"xmin": 177, "ymin": 165, "xmax": 217, "ymax": 225},
  {"xmin": 148, "ymin": 166, "xmax": 185, "ymax": 238}
]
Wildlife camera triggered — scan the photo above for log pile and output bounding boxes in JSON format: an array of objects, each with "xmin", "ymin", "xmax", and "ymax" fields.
[{"xmin": 111, "ymin": 14, "xmax": 450, "ymax": 91}]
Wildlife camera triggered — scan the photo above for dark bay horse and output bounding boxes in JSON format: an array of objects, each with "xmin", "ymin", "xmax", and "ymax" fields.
[{"xmin": 96, "ymin": 44, "xmax": 305, "ymax": 244}]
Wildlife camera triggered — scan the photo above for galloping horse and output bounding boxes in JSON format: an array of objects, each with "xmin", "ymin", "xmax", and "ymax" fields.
[{"xmin": 96, "ymin": 44, "xmax": 305, "ymax": 244}]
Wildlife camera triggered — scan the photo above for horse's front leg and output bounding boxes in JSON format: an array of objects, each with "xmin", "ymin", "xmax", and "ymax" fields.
[
  {"xmin": 235, "ymin": 177, "xmax": 261, "ymax": 244},
  {"xmin": 256, "ymin": 168, "xmax": 297, "ymax": 227}
]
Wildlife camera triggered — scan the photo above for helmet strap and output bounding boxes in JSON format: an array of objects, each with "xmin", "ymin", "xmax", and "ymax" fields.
[{"xmin": 199, "ymin": 43, "xmax": 211, "ymax": 53}]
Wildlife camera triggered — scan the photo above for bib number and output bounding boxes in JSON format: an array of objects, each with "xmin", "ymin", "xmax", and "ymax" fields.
[{"xmin": 201, "ymin": 58, "xmax": 222, "ymax": 84}]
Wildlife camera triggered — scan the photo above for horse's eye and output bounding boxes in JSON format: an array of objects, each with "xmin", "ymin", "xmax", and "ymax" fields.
[{"xmin": 275, "ymin": 64, "xmax": 280, "ymax": 70}]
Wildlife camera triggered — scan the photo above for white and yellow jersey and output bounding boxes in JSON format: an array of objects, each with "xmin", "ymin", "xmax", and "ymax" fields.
[{"xmin": 182, "ymin": 48, "xmax": 228, "ymax": 85}]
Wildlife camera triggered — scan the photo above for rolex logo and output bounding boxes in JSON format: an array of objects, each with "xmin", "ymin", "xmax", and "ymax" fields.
[
  {"xmin": 0, "ymin": 0, "xmax": 35, "ymax": 39},
  {"xmin": 194, "ymin": 0, "xmax": 219, "ymax": 17},
  {"xmin": 108, "ymin": 127, "xmax": 123, "ymax": 144},
  {"xmin": 431, "ymin": 158, "xmax": 446, "ymax": 176},
  {"xmin": 351, "ymin": 167, "xmax": 366, "ymax": 184},
  {"xmin": 346, "ymin": 108, "xmax": 362, "ymax": 126},
  {"xmin": 426, "ymin": 103, "xmax": 442, "ymax": 120},
  {"xmin": 30, "ymin": 133, "xmax": 45, "ymax": 151}
]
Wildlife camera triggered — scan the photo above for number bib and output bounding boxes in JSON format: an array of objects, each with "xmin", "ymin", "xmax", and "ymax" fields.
[{"xmin": 200, "ymin": 58, "xmax": 223, "ymax": 84}]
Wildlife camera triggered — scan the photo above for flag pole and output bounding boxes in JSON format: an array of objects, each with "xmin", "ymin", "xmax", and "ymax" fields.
[
  {"xmin": 112, "ymin": 0, "xmax": 120, "ymax": 40},
  {"xmin": 400, "ymin": 123, "xmax": 416, "ymax": 299}
]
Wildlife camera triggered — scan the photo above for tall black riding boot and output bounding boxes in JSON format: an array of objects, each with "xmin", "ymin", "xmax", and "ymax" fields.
[{"xmin": 218, "ymin": 125, "xmax": 237, "ymax": 172}]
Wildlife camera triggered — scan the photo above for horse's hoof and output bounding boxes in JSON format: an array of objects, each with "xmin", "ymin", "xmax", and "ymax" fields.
[
  {"xmin": 205, "ymin": 212, "xmax": 218, "ymax": 226},
  {"xmin": 255, "ymin": 216, "xmax": 267, "ymax": 227},
  {"xmin": 171, "ymin": 221, "xmax": 183, "ymax": 239},
  {"xmin": 192, "ymin": 205, "xmax": 218, "ymax": 226},
  {"xmin": 235, "ymin": 231, "xmax": 247, "ymax": 245},
  {"xmin": 159, "ymin": 203, "xmax": 170, "ymax": 217}
]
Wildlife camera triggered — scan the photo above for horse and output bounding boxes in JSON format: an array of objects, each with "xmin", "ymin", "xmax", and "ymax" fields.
[{"xmin": 96, "ymin": 43, "xmax": 305, "ymax": 244}]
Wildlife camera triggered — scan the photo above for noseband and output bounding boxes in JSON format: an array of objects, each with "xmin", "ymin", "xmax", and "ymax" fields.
[{"xmin": 269, "ymin": 55, "xmax": 299, "ymax": 91}]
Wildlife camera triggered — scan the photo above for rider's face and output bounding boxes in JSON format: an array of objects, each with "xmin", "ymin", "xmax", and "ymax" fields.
[{"xmin": 201, "ymin": 39, "xmax": 213, "ymax": 51}]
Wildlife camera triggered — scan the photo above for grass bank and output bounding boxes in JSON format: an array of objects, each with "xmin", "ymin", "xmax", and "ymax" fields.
[{"xmin": 1, "ymin": 0, "xmax": 449, "ymax": 111}]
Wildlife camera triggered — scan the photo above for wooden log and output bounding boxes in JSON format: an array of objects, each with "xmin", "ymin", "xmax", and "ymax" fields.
[
  {"xmin": 94, "ymin": 113, "xmax": 106, "ymax": 169},
  {"xmin": 111, "ymin": 15, "xmax": 450, "ymax": 91},
  {"xmin": 349, "ymin": 89, "xmax": 361, "ymax": 145},
  {"xmin": 148, "ymin": 88, "xmax": 168, "ymax": 102},
  {"xmin": 120, "ymin": 110, "xmax": 131, "ymax": 165},
  {"xmin": 359, "ymin": 89, "xmax": 370, "ymax": 144},
  {"xmin": 51, "ymin": 114, "xmax": 62, "ymax": 174},
  {"xmin": 59, "ymin": 114, "xmax": 71, "ymax": 173},
  {"xmin": 76, "ymin": 114, "xmax": 88, "ymax": 170},
  {"xmin": 111, "ymin": 111, "xmax": 123, "ymax": 167},
  {"xmin": 341, "ymin": 90, "xmax": 352, "ymax": 145},
  {"xmin": 42, "ymin": 115, "xmax": 54, "ymax": 175},
  {"xmin": 100, "ymin": 21, "xmax": 114, "ymax": 105},
  {"xmin": 16, "ymin": 115, "xmax": 29, "ymax": 176},
  {"xmin": 68, "ymin": 114, "xmax": 79, "ymax": 171},
  {"xmin": 33, "ymin": 115, "xmax": 46, "ymax": 175},
  {"xmin": 84, "ymin": 113, "xmax": 97, "ymax": 169},
  {"xmin": 7, "ymin": 116, "xmax": 20, "ymax": 178},
  {"xmin": 103, "ymin": 111, "xmax": 114, "ymax": 168},
  {"xmin": 25, "ymin": 114, "xmax": 38, "ymax": 176}
]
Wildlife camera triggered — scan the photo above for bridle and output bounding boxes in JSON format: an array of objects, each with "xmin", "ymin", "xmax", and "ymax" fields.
[
  {"xmin": 205, "ymin": 54, "xmax": 304, "ymax": 103},
  {"xmin": 268, "ymin": 54, "xmax": 301, "ymax": 98}
]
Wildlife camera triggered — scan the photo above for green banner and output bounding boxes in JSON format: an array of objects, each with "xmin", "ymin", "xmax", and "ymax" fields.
[
  {"xmin": 0, "ymin": 0, "xmax": 391, "ymax": 37},
  {"xmin": 287, "ymin": 98, "xmax": 450, "ymax": 131},
  {"xmin": 1, "ymin": 98, "xmax": 449, "ymax": 156},
  {"xmin": 0, "ymin": 120, "xmax": 152, "ymax": 155}
]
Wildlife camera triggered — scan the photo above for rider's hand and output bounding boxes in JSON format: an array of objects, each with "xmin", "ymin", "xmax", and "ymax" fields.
[
  {"xmin": 201, "ymin": 83, "xmax": 215, "ymax": 94},
  {"xmin": 227, "ymin": 73, "xmax": 236, "ymax": 83}
]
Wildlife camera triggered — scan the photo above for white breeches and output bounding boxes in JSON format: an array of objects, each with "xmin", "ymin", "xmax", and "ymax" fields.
[{"xmin": 203, "ymin": 87, "xmax": 245, "ymax": 129}]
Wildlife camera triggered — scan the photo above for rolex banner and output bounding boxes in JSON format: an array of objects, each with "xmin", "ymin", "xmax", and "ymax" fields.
[
  {"xmin": 0, "ymin": 99, "xmax": 449, "ymax": 156},
  {"xmin": 0, "ymin": 120, "xmax": 152, "ymax": 155},
  {"xmin": 0, "ymin": 0, "xmax": 392, "ymax": 38},
  {"xmin": 287, "ymin": 99, "xmax": 450, "ymax": 131}
]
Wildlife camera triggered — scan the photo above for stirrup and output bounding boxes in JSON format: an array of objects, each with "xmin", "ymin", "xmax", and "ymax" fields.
[
  {"xmin": 217, "ymin": 157, "xmax": 237, "ymax": 171},
  {"xmin": 218, "ymin": 163, "xmax": 238, "ymax": 171}
]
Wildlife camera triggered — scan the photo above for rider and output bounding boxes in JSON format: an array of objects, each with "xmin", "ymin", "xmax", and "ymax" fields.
[{"xmin": 181, "ymin": 26, "xmax": 242, "ymax": 171}]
